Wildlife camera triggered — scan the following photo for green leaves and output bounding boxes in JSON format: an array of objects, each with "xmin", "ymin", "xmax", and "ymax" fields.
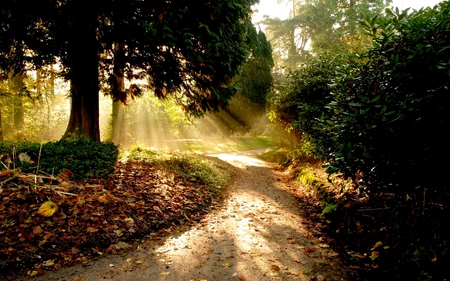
[
  {"xmin": 271, "ymin": 2, "xmax": 450, "ymax": 191},
  {"xmin": 0, "ymin": 140, "xmax": 119, "ymax": 181}
]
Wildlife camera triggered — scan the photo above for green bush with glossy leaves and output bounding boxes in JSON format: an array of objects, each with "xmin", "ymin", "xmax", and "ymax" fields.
[
  {"xmin": 270, "ymin": 4, "xmax": 450, "ymax": 279},
  {"xmin": 273, "ymin": 3, "xmax": 450, "ymax": 191},
  {"xmin": 0, "ymin": 140, "xmax": 119, "ymax": 181}
]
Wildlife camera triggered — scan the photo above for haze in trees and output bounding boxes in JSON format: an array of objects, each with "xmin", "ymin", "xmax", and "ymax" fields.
[
  {"xmin": 0, "ymin": 0, "xmax": 259, "ymax": 141},
  {"xmin": 260, "ymin": 0, "xmax": 392, "ymax": 71}
]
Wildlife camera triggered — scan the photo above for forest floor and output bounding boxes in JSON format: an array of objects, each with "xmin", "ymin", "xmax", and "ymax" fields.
[{"xmin": 1, "ymin": 149, "xmax": 355, "ymax": 281}]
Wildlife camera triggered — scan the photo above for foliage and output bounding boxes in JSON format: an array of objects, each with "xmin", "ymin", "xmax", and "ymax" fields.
[
  {"xmin": 269, "ymin": 2, "xmax": 450, "ymax": 279},
  {"xmin": 37, "ymin": 201, "xmax": 58, "ymax": 217},
  {"xmin": 235, "ymin": 24, "xmax": 274, "ymax": 107},
  {"xmin": 0, "ymin": 0, "xmax": 258, "ymax": 140},
  {"xmin": 120, "ymin": 146, "xmax": 233, "ymax": 192},
  {"xmin": 325, "ymin": 4, "xmax": 450, "ymax": 190},
  {"xmin": 268, "ymin": 51, "xmax": 358, "ymax": 158},
  {"xmin": 271, "ymin": 2, "xmax": 450, "ymax": 190},
  {"xmin": 0, "ymin": 140, "xmax": 119, "ymax": 180},
  {"xmin": 164, "ymin": 155, "xmax": 232, "ymax": 193},
  {"xmin": 261, "ymin": 0, "xmax": 391, "ymax": 69}
]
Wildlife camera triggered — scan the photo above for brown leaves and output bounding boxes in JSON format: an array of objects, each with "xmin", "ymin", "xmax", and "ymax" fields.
[
  {"xmin": 33, "ymin": 226, "xmax": 44, "ymax": 234},
  {"xmin": 0, "ymin": 161, "xmax": 223, "ymax": 276}
]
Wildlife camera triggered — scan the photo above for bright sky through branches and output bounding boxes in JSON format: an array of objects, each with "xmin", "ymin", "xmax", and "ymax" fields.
[{"xmin": 252, "ymin": 0, "xmax": 445, "ymax": 22}]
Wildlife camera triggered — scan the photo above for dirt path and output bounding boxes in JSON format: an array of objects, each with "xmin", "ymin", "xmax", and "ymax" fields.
[{"xmin": 18, "ymin": 149, "xmax": 353, "ymax": 281}]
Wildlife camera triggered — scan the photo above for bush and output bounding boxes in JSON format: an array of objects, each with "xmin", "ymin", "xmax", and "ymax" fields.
[
  {"xmin": 268, "ymin": 51, "xmax": 360, "ymax": 158},
  {"xmin": 325, "ymin": 5, "xmax": 450, "ymax": 191},
  {"xmin": 0, "ymin": 140, "xmax": 119, "ymax": 180},
  {"xmin": 271, "ymin": 3, "xmax": 450, "ymax": 192},
  {"xmin": 269, "ymin": 3, "xmax": 450, "ymax": 279}
]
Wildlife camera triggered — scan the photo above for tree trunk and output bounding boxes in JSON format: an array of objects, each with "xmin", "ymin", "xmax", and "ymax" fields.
[
  {"xmin": 347, "ymin": 0, "xmax": 357, "ymax": 35},
  {"xmin": 111, "ymin": 43, "xmax": 126, "ymax": 143},
  {"xmin": 0, "ymin": 106, "xmax": 3, "ymax": 142},
  {"xmin": 13, "ymin": 95, "xmax": 24, "ymax": 130},
  {"xmin": 111, "ymin": 100, "xmax": 125, "ymax": 143},
  {"xmin": 10, "ymin": 74, "xmax": 24, "ymax": 130},
  {"xmin": 62, "ymin": 10, "xmax": 100, "ymax": 141}
]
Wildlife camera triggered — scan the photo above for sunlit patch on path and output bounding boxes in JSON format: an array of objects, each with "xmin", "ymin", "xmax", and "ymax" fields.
[{"xmin": 19, "ymin": 149, "xmax": 353, "ymax": 281}]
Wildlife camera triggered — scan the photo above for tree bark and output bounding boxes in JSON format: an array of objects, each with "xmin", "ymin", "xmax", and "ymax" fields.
[
  {"xmin": 111, "ymin": 43, "xmax": 126, "ymax": 143},
  {"xmin": 0, "ymin": 106, "xmax": 3, "ymax": 142},
  {"xmin": 111, "ymin": 100, "xmax": 125, "ymax": 143},
  {"xmin": 10, "ymin": 74, "xmax": 24, "ymax": 131},
  {"xmin": 62, "ymin": 9, "xmax": 100, "ymax": 141}
]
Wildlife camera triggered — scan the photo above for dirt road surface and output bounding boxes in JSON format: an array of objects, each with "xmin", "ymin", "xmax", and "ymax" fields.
[{"xmin": 17, "ymin": 149, "xmax": 354, "ymax": 281}]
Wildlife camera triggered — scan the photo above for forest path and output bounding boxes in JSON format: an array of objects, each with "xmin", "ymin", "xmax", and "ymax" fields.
[{"xmin": 20, "ymin": 149, "xmax": 352, "ymax": 281}]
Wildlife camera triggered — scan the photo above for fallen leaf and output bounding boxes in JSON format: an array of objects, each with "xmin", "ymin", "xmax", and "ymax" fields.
[
  {"xmin": 33, "ymin": 226, "xmax": 44, "ymax": 234},
  {"xmin": 97, "ymin": 195, "xmax": 109, "ymax": 204},
  {"xmin": 114, "ymin": 241, "xmax": 132, "ymax": 250},
  {"xmin": 37, "ymin": 201, "xmax": 58, "ymax": 217},
  {"xmin": 370, "ymin": 251, "xmax": 379, "ymax": 261},
  {"xmin": 86, "ymin": 227, "xmax": 98, "ymax": 233},
  {"xmin": 371, "ymin": 241, "xmax": 383, "ymax": 250},
  {"xmin": 57, "ymin": 169, "xmax": 73, "ymax": 182},
  {"xmin": 271, "ymin": 264, "xmax": 280, "ymax": 271},
  {"xmin": 42, "ymin": 259, "xmax": 55, "ymax": 267},
  {"xmin": 304, "ymin": 247, "xmax": 315, "ymax": 253},
  {"xmin": 221, "ymin": 262, "xmax": 233, "ymax": 268},
  {"xmin": 352, "ymin": 253, "xmax": 366, "ymax": 259}
]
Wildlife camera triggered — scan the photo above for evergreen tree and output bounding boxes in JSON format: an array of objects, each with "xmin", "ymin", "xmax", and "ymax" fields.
[{"xmin": 0, "ymin": 0, "xmax": 257, "ymax": 140}]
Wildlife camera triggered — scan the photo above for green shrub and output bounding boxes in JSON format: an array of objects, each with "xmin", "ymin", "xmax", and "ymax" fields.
[
  {"xmin": 325, "ymin": 5, "xmax": 450, "ymax": 191},
  {"xmin": 269, "ymin": 3, "xmax": 450, "ymax": 279},
  {"xmin": 271, "ymin": 3, "xmax": 450, "ymax": 192},
  {"xmin": 0, "ymin": 140, "xmax": 119, "ymax": 180}
]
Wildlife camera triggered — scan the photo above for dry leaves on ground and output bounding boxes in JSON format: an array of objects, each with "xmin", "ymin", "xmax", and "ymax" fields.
[{"xmin": 0, "ymin": 161, "xmax": 227, "ymax": 278}]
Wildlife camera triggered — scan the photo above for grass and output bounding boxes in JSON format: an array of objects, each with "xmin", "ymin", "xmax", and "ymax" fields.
[{"xmin": 175, "ymin": 136, "xmax": 272, "ymax": 154}]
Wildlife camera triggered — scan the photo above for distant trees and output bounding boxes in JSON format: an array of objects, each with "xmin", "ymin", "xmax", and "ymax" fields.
[
  {"xmin": 218, "ymin": 24, "xmax": 274, "ymax": 133},
  {"xmin": 107, "ymin": 22, "xmax": 275, "ymax": 142},
  {"xmin": 237, "ymin": 24, "xmax": 274, "ymax": 108},
  {"xmin": 261, "ymin": 0, "xmax": 392, "ymax": 69},
  {"xmin": 0, "ymin": 0, "xmax": 258, "ymax": 141}
]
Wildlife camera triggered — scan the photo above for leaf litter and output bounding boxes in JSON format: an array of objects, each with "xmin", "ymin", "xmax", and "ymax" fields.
[
  {"xmin": 0, "ymin": 150, "xmax": 357, "ymax": 281},
  {"xmin": 0, "ymin": 160, "xmax": 228, "ymax": 278}
]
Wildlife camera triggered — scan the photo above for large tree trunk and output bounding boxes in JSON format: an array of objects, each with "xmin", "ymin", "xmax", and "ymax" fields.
[{"xmin": 62, "ymin": 10, "xmax": 100, "ymax": 141}]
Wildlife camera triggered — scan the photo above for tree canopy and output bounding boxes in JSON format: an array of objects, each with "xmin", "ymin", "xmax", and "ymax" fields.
[
  {"xmin": 261, "ymin": 0, "xmax": 392, "ymax": 69},
  {"xmin": 0, "ymin": 0, "xmax": 258, "ymax": 140}
]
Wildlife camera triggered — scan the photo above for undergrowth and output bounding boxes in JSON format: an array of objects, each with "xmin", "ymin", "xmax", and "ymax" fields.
[
  {"xmin": 120, "ymin": 145, "xmax": 234, "ymax": 193},
  {"xmin": 0, "ymin": 140, "xmax": 118, "ymax": 181},
  {"xmin": 262, "ymin": 146, "xmax": 449, "ymax": 280}
]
